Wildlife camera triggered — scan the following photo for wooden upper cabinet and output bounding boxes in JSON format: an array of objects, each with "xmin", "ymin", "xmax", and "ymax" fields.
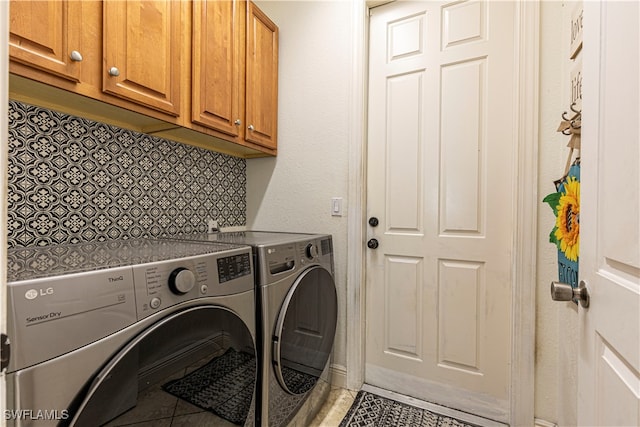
[
  {"xmin": 9, "ymin": 0, "xmax": 278, "ymax": 157},
  {"xmin": 192, "ymin": 0, "xmax": 245, "ymax": 138},
  {"xmin": 9, "ymin": 1, "xmax": 83, "ymax": 82},
  {"xmin": 103, "ymin": 1, "xmax": 182, "ymax": 116},
  {"xmin": 245, "ymin": 2, "xmax": 278, "ymax": 150},
  {"xmin": 192, "ymin": 1, "xmax": 278, "ymax": 152}
]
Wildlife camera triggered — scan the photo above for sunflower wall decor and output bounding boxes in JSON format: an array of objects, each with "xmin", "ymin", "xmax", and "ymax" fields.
[{"xmin": 544, "ymin": 161, "xmax": 580, "ymax": 289}]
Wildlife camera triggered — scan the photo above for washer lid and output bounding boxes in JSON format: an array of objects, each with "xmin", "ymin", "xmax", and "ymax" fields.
[{"xmin": 272, "ymin": 265, "xmax": 337, "ymax": 395}]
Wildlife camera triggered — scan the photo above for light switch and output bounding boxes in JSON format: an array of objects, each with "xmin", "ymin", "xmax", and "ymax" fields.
[{"xmin": 331, "ymin": 197, "xmax": 343, "ymax": 217}]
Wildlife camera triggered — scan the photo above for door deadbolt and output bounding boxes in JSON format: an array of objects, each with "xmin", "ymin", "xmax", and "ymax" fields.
[{"xmin": 369, "ymin": 217, "xmax": 379, "ymax": 227}]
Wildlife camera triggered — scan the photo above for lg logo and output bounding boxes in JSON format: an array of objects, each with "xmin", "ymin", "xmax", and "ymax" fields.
[{"xmin": 24, "ymin": 288, "xmax": 54, "ymax": 300}]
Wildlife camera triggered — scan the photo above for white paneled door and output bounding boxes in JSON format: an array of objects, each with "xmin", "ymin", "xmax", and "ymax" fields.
[
  {"xmin": 579, "ymin": 2, "xmax": 640, "ymax": 425},
  {"xmin": 365, "ymin": 1, "xmax": 516, "ymax": 422}
]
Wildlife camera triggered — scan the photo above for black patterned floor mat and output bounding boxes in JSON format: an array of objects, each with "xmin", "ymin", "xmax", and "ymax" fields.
[
  {"xmin": 280, "ymin": 364, "xmax": 318, "ymax": 394},
  {"xmin": 339, "ymin": 390, "xmax": 480, "ymax": 427},
  {"xmin": 162, "ymin": 348, "xmax": 256, "ymax": 425}
]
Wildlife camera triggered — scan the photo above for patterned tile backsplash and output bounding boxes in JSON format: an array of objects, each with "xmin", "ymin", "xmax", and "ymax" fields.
[{"xmin": 7, "ymin": 100, "xmax": 246, "ymax": 248}]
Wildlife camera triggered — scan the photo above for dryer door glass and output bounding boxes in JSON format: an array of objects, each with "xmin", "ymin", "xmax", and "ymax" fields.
[
  {"xmin": 68, "ymin": 306, "xmax": 256, "ymax": 426},
  {"xmin": 273, "ymin": 266, "xmax": 338, "ymax": 395}
]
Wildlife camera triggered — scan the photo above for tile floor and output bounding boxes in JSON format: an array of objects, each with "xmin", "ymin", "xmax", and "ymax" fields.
[
  {"xmin": 309, "ymin": 387, "xmax": 357, "ymax": 426},
  {"xmin": 97, "ymin": 379, "xmax": 499, "ymax": 427}
]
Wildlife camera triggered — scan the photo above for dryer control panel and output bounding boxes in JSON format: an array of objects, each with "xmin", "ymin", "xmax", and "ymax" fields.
[
  {"xmin": 217, "ymin": 252, "xmax": 252, "ymax": 283},
  {"xmin": 132, "ymin": 247, "xmax": 253, "ymax": 320}
]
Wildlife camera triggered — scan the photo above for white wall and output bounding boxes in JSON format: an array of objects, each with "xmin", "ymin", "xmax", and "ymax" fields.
[
  {"xmin": 247, "ymin": 1, "xmax": 353, "ymax": 372},
  {"xmin": 536, "ymin": 1, "xmax": 580, "ymax": 425}
]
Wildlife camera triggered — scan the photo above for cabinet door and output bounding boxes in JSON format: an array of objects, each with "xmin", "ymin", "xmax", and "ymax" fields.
[
  {"xmin": 245, "ymin": 2, "xmax": 278, "ymax": 150},
  {"xmin": 103, "ymin": 1, "xmax": 181, "ymax": 116},
  {"xmin": 192, "ymin": 0, "xmax": 245, "ymax": 138},
  {"xmin": 9, "ymin": 1, "xmax": 82, "ymax": 82}
]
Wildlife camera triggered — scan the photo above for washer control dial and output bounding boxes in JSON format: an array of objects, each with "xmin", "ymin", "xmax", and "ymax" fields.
[
  {"xmin": 168, "ymin": 267, "xmax": 196, "ymax": 295},
  {"xmin": 305, "ymin": 243, "xmax": 318, "ymax": 260}
]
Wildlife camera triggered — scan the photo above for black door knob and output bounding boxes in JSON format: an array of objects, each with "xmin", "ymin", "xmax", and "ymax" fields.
[
  {"xmin": 368, "ymin": 217, "xmax": 379, "ymax": 227},
  {"xmin": 367, "ymin": 238, "xmax": 379, "ymax": 249}
]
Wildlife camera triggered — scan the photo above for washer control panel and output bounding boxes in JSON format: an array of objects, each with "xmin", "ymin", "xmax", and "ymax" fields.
[
  {"xmin": 260, "ymin": 236, "xmax": 334, "ymax": 281},
  {"xmin": 132, "ymin": 246, "xmax": 253, "ymax": 319},
  {"xmin": 305, "ymin": 243, "xmax": 318, "ymax": 260}
]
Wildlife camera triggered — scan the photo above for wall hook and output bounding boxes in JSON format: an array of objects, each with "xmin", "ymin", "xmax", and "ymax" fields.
[
  {"xmin": 569, "ymin": 102, "xmax": 581, "ymax": 114},
  {"xmin": 560, "ymin": 102, "xmax": 582, "ymax": 133}
]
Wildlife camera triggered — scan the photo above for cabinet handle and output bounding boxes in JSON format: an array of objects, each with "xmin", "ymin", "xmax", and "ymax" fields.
[
  {"xmin": 248, "ymin": 125, "xmax": 255, "ymax": 131},
  {"xmin": 234, "ymin": 119, "xmax": 241, "ymax": 126},
  {"xmin": 70, "ymin": 50, "xmax": 83, "ymax": 62},
  {"xmin": 108, "ymin": 67, "xmax": 120, "ymax": 77}
]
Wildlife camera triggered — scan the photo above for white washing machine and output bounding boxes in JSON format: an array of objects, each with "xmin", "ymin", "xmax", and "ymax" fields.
[
  {"xmin": 5, "ymin": 238, "xmax": 257, "ymax": 427},
  {"xmin": 176, "ymin": 232, "xmax": 338, "ymax": 426}
]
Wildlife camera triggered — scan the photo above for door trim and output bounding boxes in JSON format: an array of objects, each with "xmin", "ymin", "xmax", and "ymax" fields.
[
  {"xmin": 345, "ymin": 0, "xmax": 368, "ymax": 392},
  {"xmin": 509, "ymin": 2, "xmax": 540, "ymax": 425},
  {"xmin": 345, "ymin": 1, "xmax": 539, "ymax": 425}
]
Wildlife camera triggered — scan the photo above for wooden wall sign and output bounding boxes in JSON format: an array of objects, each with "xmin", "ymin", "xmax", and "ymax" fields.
[
  {"xmin": 570, "ymin": 2, "xmax": 583, "ymax": 59},
  {"xmin": 570, "ymin": 57, "xmax": 582, "ymax": 110}
]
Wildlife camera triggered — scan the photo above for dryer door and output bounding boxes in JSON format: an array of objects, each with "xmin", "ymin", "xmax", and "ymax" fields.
[
  {"xmin": 68, "ymin": 306, "xmax": 256, "ymax": 426},
  {"xmin": 273, "ymin": 266, "xmax": 338, "ymax": 395}
]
